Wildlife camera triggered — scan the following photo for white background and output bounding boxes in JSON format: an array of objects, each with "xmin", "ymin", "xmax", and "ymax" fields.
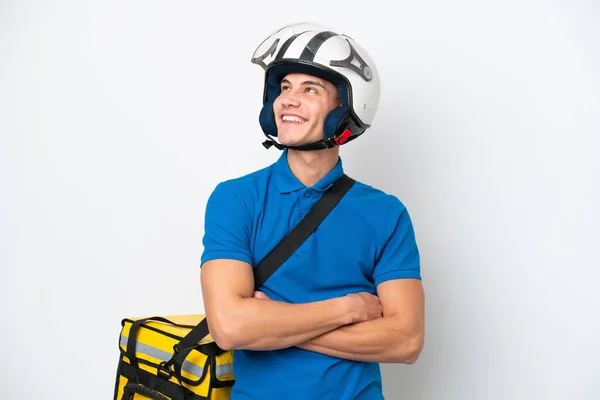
[{"xmin": 1, "ymin": 0, "xmax": 599, "ymax": 399}]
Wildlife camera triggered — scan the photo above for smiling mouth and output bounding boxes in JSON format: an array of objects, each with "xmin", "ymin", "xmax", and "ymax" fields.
[{"xmin": 281, "ymin": 115, "xmax": 307, "ymax": 123}]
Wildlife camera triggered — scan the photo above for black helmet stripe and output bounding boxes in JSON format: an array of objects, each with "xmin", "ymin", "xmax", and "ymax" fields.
[
  {"xmin": 274, "ymin": 31, "xmax": 307, "ymax": 61},
  {"xmin": 299, "ymin": 31, "xmax": 338, "ymax": 61}
]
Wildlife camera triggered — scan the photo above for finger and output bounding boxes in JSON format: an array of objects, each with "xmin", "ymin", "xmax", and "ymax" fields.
[{"xmin": 253, "ymin": 291, "xmax": 269, "ymax": 299}]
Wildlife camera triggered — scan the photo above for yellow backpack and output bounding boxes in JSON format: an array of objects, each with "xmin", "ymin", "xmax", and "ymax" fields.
[{"xmin": 114, "ymin": 315, "xmax": 233, "ymax": 399}]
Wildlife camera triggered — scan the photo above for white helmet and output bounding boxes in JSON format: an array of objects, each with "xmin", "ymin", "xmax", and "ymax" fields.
[{"xmin": 251, "ymin": 22, "xmax": 381, "ymax": 151}]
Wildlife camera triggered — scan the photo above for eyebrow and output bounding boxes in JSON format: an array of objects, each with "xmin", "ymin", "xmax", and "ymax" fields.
[{"xmin": 280, "ymin": 78, "xmax": 326, "ymax": 89}]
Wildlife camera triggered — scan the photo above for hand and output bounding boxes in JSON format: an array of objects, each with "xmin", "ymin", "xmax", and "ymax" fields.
[{"xmin": 345, "ymin": 292, "xmax": 383, "ymax": 324}]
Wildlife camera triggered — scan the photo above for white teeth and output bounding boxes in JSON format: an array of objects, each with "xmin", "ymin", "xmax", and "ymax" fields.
[{"xmin": 282, "ymin": 115, "xmax": 306, "ymax": 123}]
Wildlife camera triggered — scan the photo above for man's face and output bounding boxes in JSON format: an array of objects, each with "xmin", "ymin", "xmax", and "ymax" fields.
[{"xmin": 273, "ymin": 73, "xmax": 341, "ymax": 147}]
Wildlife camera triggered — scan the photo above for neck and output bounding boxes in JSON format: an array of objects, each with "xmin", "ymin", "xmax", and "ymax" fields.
[{"xmin": 286, "ymin": 147, "xmax": 340, "ymax": 187}]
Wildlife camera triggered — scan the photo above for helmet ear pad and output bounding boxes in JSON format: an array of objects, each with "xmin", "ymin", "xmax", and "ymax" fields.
[
  {"xmin": 259, "ymin": 101, "xmax": 278, "ymax": 137},
  {"xmin": 323, "ymin": 106, "xmax": 350, "ymax": 138},
  {"xmin": 259, "ymin": 102, "xmax": 351, "ymax": 140}
]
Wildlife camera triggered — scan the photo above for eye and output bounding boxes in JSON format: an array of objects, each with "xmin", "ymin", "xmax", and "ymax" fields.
[
  {"xmin": 305, "ymin": 87, "xmax": 317, "ymax": 94},
  {"xmin": 281, "ymin": 85, "xmax": 290, "ymax": 91}
]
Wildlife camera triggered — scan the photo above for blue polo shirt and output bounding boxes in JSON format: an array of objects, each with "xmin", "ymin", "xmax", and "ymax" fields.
[{"xmin": 201, "ymin": 150, "xmax": 421, "ymax": 400}]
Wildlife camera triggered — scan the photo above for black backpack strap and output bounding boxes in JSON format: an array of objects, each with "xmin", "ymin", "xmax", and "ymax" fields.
[
  {"xmin": 125, "ymin": 317, "xmax": 180, "ymax": 382},
  {"xmin": 169, "ymin": 173, "xmax": 355, "ymax": 379}
]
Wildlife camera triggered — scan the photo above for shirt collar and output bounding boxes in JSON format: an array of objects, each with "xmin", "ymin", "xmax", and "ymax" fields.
[{"xmin": 274, "ymin": 149, "xmax": 344, "ymax": 194}]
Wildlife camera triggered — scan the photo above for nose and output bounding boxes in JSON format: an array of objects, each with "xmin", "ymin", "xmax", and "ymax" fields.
[{"xmin": 280, "ymin": 90, "xmax": 300, "ymax": 108}]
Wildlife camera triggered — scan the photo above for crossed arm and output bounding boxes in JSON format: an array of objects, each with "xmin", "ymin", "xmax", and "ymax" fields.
[
  {"xmin": 200, "ymin": 259, "xmax": 425, "ymax": 364},
  {"xmin": 292, "ymin": 277, "xmax": 424, "ymax": 363}
]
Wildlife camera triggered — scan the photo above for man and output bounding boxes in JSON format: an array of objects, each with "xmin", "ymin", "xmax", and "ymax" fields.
[{"xmin": 200, "ymin": 23, "xmax": 424, "ymax": 400}]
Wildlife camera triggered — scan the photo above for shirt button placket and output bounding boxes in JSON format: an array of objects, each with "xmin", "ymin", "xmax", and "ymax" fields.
[{"xmin": 298, "ymin": 190, "xmax": 312, "ymax": 221}]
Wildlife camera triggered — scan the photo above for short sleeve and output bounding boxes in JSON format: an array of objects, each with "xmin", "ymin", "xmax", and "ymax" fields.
[
  {"xmin": 372, "ymin": 202, "xmax": 421, "ymax": 286},
  {"xmin": 200, "ymin": 182, "xmax": 253, "ymax": 267}
]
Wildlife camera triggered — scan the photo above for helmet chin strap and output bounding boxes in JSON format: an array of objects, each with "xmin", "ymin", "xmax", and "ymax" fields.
[{"xmin": 261, "ymin": 129, "xmax": 353, "ymax": 151}]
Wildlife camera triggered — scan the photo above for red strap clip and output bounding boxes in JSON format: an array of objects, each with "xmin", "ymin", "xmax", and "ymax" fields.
[{"xmin": 334, "ymin": 129, "xmax": 352, "ymax": 145}]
